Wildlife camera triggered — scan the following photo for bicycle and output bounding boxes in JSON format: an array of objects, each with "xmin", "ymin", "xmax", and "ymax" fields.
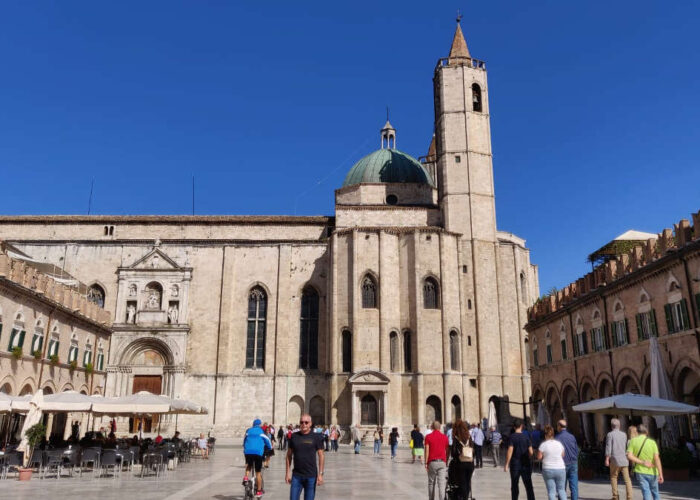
[{"xmin": 243, "ymin": 467, "xmax": 264, "ymax": 499}]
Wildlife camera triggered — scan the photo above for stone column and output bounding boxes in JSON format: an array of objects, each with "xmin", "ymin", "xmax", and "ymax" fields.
[
  {"xmin": 351, "ymin": 388, "xmax": 358, "ymax": 426},
  {"xmin": 382, "ymin": 390, "xmax": 388, "ymax": 426}
]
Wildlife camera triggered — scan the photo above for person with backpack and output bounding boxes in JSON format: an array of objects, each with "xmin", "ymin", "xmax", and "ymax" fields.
[
  {"xmin": 389, "ymin": 427, "xmax": 400, "ymax": 460},
  {"xmin": 626, "ymin": 424, "xmax": 664, "ymax": 500},
  {"xmin": 449, "ymin": 419, "xmax": 475, "ymax": 500}
]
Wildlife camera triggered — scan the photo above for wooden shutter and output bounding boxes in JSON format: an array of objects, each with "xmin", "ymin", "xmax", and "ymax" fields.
[
  {"xmin": 695, "ymin": 294, "xmax": 700, "ymax": 322},
  {"xmin": 664, "ymin": 304, "xmax": 673, "ymax": 333},
  {"xmin": 650, "ymin": 309, "xmax": 658, "ymax": 337},
  {"xmin": 573, "ymin": 335, "xmax": 579, "ymax": 357},
  {"xmin": 611, "ymin": 322, "xmax": 618, "ymax": 347},
  {"xmin": 18, "ymin": 330, "xmax": 25, "ymax": 348},
  {"xmin": 8, "ymin": 328, "xmax": 18, "ymax": 350},
  {"xmin": 635, "ymin": 314, "xmax": 643, "ymax": 341},
  {"xmin": 680, "ymin": 299, "xmax": 690, "ymax": 330},
  {"xmin": 624, "ymin": 318, "xmax": 629, "ymax": 344}
]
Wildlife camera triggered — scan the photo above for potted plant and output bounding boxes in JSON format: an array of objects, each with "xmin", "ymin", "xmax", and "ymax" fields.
[
  {"xmin": 32, "ymin": 350, "xmax": 42, "ymax": 360},
  {"xmin": 18, "ymin": 422, "xmax": 46, "ymax": 480},
  {"xmin": 659, "ymin": 447, "xmax": 691, "ymax": 481},
  {"xmin": 578, "ymin": 450, "xmax": 595, "ymax": 480},
  {"xmin": 85, "ymin": 362, "xmax": 94, "ymax": 374},
  {"xmin": 49, "ymin": 354, "xmax": 59, "ymax": 366},
  {"xmin": 69, "ymin": 360, "xmax": 77, "ymax": 372},
  {"xmin": 11, "ymin": 346, "xmax": 23, "ymax": 360}
]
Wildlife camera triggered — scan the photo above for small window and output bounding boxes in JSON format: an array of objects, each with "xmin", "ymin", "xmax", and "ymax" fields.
[
  {"xmin": 462, "ymin": 265, "xmax": 467, "ymax": 274},
  {"xmin": 390, "ymin": 331, "xmax": 399, "ymax": 372},
  {"xmin": 467, "ymin": 299, "xmax": 472, "ymax": 310},
  {"xmin": 472, "ymin": 83, "xmax": 482, "ymax": 112},
  {"xmin": 361, "ymin": 275, "xmax": 378, "ymax": 309},
  {"xmin": 469, "ymin": 378, "xmax": 477, "ymax": 388},
  {"xmin": 449, "ymin": 330, "xmax": 459, "ymax": 371},
  {"xmin": 455, "ymin": 155, "xmax": 461, "ymax": 163},
  {"xmin": 386, "ymin": 194, "xmax": 398, "ymax": 205},
  {"xmin": 426, "ymin": 235, "xmax": 432, "ymax": 241},
  {"xmin": 403, "ymin": 330, "xmax": 412, "ymax": 372},
  {"xmin": 342, "ymin": 330, "xmax": 352, "ymax": 373},
  {"xmin": 467, "ymin": 335, "xmax": 472, "ymax": 346},
  {"xmin": 423, "ymin": 277, "xmax": 440, "ymax": 309}
]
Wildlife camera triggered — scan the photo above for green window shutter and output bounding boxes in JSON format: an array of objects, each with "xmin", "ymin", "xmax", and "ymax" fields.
[
  {"xmin": 561, "ymin": 339, "xmax": 567, "ymax": 359},
  {"xmin": 604, "ymin": 325, "xmax": 609, "ymax": 349},
  {"xmin": 37, "ymin": 336, "xmax": 43, "ymax": 354},
  {"xmin": 8, "ymin": 328, "xmax": 18, "ymax": 350},
  {"xmin": 664, "ymin": 304, "xmax": 673, "ymax": 333},
  {"xmin": 611, "ymin": 323, "xmax": 618, "ymax": 347},
  {"xmin": 0, "ymin": 322, "xmax": 3, "ymax": 340},
  {"xmin": 582, "ymin": 332, "xmax": 588, "ymax": 354},
  {"xmin": 624, "ymin": 318, "xmax": 629, "ymax": 344},
  {"xmin": 635, "ymin": 314, "xmax": 643, "ymax": 341},
  {"xmin": 695, "ymin": 294, "xmax": 700, "ymax": 322},
  {"xmin": 54, "ymin": 341, "xmax": 60, "ymax": 357},
  {"xmin": 650, "ymin": 309, "xmax": 658, "ymax": 337},
  {"xmin": 573, "ymin": 336, "xmax": 579, "ymax": 357},
  {"xmin": 680, "ymin": 299, "xmax": 690, "ymax": 330},
  {"xmin": 18, "ymin": 330, "xmax": 25, "ymax": 348}
]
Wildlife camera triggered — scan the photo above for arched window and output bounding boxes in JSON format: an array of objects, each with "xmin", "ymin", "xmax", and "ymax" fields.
[
  {"xmin": 560, "ymin": 324, "xmax": 568, "ymax": 360},
  {"xmin": 47, "ymin": 325, "xmax": 60, "ymax": 360},
  {"xmin": 7, "ymin": 312, "xmax": 26, "ymax": 351},
  {"xmin": 532, "ymin": 337, "xmax": 539, "ymax": 367},
  {"xmin": 0, "ymin": 306, "xmax": 3, "ymax": 341},
  {"xmin": 423, "ymin": 277, "xmax": 439, "ymax": 309},
  {"xmin": 361, "ymin": 275, "xmax": 377, "ymax": 309},
  {"xmin": 68, "ymin": 332, "xmax": 79, "ymax": 363},
  {"xmin": 246, "ymin": 287, "xmax": 267, "ymax": 369},
  {"xmin": 449, "ymin": 330, "xmax": 460, "ymax": 371},
  {"xmin": 341, "ymin": 330, "xmax": 352, "ymax": 373},
  {"xmin": 83, "ymin": 340, "xmax": 93, "ymax": 367},
  {"xmin": 87, "ymin": 284, "xmax": 106, "ymax": 308},
  {"xmin": 403, "ymin": 330, "xmax": 412, "ymax": 372},
  {"xmin": 31, "ymin": 320, "xmax": 44, "ymax": 357},
  {"xmin": 389, "ymin": 331, "xmax": 399, "ymax": 372},
  {"xmin": 520, "ymin": 272, "xmax": 527, "ymax": 303},
  {"xmin": 451, "ymin": 395, "xmax": 462, "ymax": 421},
  {"xmin": 300, "ymin": 287, "xmax": 319, "ymax": 370},
  {"xmin": 472, "ymin": 83, "xmax": 482, "ymax": 112},
  {"xmin": 426, "ymin": 395, "xmax": 442, "ymax": 424}
]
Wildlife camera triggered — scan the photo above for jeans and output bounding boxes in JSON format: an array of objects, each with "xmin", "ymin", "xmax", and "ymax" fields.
[
  {"xmin": 542, "ymin": 468, "xmax": 567, "ymax": 500},
  {"xmin": 636, "ymin": 473, "xmax": 660, "ymax": 500},
  {"xmin": 331, "ymin": 439, "xmax": 338, "ymax": 452},
  {"xmin": 565, "ymin": 462, "xmax": 579, "ymax": 500},
  {"xmin": 428, "ymin": 460, "xmax": 447, "ymax": 500},
  {"xmin": 290, "ymin": 474, "xmax": 317, "ymax": 500},
  {"xmin": 391, "ymin": 443, "xmax": 398, "ymax": 458},
  {"xmin": 354, "ymin": 440, "xmax": 361, "ymax": 454},
  {"xmin": 373, "ymin": 440, "xmax": 381, "ymax": 454},
  {"xmin": 474, "ymin": 444, "xmax": 483, "ymax": 467},
  {"xmin": 509, "ymin": 466, "xmax": 535, "ymax": 500}
]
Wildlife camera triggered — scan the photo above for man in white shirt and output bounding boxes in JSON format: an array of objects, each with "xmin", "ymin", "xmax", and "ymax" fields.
[{"xmin": 470, "ymin": 423, "xmax": 485, "ymax": 468}]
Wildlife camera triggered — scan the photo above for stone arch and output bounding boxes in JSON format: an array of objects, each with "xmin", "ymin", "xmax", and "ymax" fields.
[
  {"xmin": 245, "ymin": 281, "xmax": 272, "ymax": 301},
  {"xmin": 575, "ymin": 314, "xmax": 584, "ymax": 332},
  {"xmin": 360, "ymin": 273, "xmax": 378, "ymax": 309},
  {"xmin": 422, "ymin": 275, "xmax": 440, "ymax": 309},
  {"xmin": 288, "ymin": 395, "xmax": 304, "ymax": 424},
  {"xmin": 87, "ymin": 281, "xmax": 107, "ymax": 308},
  {"xmin": 613, "ymin": 298, "xmax": 624, "ymax": 313},
  {"xmin": 639, "ymin": 288, "xmax": 650, "ymax": 303},
  {"xmin": 617, "ymin": 370, "xmax": 641, "ymax": 394},
  {"xmin": 591, "ymin": 307, "xmax": 602, "ymax": 321},
  {"xmin": 667, "ymin": 273, "xmax": 681, "ymax": 292},
  {"xmin": 60, "ymin": 383, "xmax": 74, "ymax": 392},
  {"xmin": 78, "ymin": 385, "xmax": 89, "ymax": 395},
  {"xmin": 560, "ymin": 383, "xmax": 581, "ymax": 436},
  {"xmin": 425, "ymin": 395, "xmax": 442, "ymax": 424},
  {"xmin": 532, "ymin": 385, "xmax": 545, "ymax": 403},
  {"xmin": 119, "ymin": 337, "xmax": 174, "ymax": 366},
  {"xmin": 42, "ymin": 380, "xmax": 57, "ymax": 395},
  {"xmin": 0, "ymin": 375, "xmax": 16, "ymax": 395},
  {"xmin": 579, "ymin": 376, "xmax": 597, "ymax": 398},
  {"xmin": 579, "ymin": 382, "xmax": 598, "ymax": 445},
  {"xmin": 451, "ymin": 395, "xmax": 462, "ymax": 421},
  {"xmin": 671, "ymin": 356, "xmax": 700, "ymax": 389},
  {"xmin": 596, "ymin": 373, "xmax": 614, "ymax": 397},
  {"xmin": 14, "ymin": 310, "xmax": 25, "ymax": 324},
  {"xmin": 144, "ymin": 281, "xmax": 164, "ymax": 309},
  {"xmin": 309, "ymin": 395, "xmax": 325, "ymax": 425},
  {"xmin": 545, "ymin": 384, "xmax": 562, "ymax": 423},
  {"xmin": 19, "ymin": 383, "xmax": 34, "ymax": 396}
]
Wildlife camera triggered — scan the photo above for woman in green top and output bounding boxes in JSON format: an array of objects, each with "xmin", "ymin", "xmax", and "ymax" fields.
[{"xmin": 626, "ymin": 424, "xmax": 664, "ymax": 500}]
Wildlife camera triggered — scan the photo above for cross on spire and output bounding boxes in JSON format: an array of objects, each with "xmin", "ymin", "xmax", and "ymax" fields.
[{"xmin": 456, "ymin": 9, "xmax": 462, "ymax": 24}]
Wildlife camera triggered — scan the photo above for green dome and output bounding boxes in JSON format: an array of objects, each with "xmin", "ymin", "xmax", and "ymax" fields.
[{"xmin": 342, "ymin": 148, "xmax": 434, "ymax": 187}]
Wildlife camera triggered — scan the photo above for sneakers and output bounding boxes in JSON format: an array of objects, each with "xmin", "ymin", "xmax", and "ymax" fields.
[
  {"xmin": 242, "ymin": 476, "xmax": 249, "ymax": 486},
  {"xmin": 255, "ymin": 490, "xmax": 264, "ymax": 498}
]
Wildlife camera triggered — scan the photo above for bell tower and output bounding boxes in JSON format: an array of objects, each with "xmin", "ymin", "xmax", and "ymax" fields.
[{"xmin": 434, "ymin": 18, "xmax": 504, "ymax": 417}]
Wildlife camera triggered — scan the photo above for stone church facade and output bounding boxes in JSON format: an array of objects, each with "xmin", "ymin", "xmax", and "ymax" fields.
[{"xmin": 0, "ymin": 23, "xmax": 538, "ymax": 437}]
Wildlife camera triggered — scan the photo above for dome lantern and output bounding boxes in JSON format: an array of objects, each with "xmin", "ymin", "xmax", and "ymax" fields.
[{"xmin": 380, "ymin": 120, "xmax": 396, "ymax": 149}]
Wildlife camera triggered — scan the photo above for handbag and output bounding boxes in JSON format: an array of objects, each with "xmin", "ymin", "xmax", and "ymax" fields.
[
  {"xmin": 409, "ymin": 439, "xmax": 414, "ymax": 448},
  {"xmin": 459, "ymin": 440, "xmax": 473, "ymax": 462}
]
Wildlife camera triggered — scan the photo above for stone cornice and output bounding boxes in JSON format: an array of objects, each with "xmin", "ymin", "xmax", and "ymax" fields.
[{"xmin": 0, "ymin": 215, "xmax": 335, "ymax": 225}]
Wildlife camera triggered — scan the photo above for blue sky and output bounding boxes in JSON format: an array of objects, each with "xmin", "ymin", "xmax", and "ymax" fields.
[{"xmin": 1, "ymin": 1, "xmax": 698, "ymax": 294}]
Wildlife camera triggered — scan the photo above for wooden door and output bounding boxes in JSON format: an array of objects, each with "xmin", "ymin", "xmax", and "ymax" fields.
[
  {"xmin": 131, "ymin": 375, "xmax": 162, "ymax": 433},
  {"xmin": 360, "ymin": 394, "xmax": 377, "ymax": 425}
]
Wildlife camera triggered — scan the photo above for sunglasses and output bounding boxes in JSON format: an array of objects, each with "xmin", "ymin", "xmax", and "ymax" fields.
[{"xmin": 300, "ymin": 420, "xmax": 311, "ymax": 424}]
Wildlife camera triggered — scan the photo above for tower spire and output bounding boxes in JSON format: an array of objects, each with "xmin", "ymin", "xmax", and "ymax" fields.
[
  {"xmin": 380, "ymin": 116, "xmax": 396, "ymax": 149},
  {"xmin": 448, "ymin": 16, "xmax": 471, "ymax": 61}
]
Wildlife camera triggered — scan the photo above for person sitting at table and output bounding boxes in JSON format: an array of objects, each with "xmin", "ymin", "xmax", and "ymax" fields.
[
  {"xmin": 155, "ymin": 434, "xmax": 164, "ymax": 445},
  {"xmin": 130, "ymin": 435, "xmax": 140, "ymax": 446},
  {"xmin": 197, "ymin": 433, "xmax": 209, "ymax": 459},
  {"xmin": 172, "ymin": 431, "xmax": 181, "ymax": 443}
]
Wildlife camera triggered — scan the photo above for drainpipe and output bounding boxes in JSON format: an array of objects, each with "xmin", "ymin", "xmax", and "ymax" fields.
[
  {"xmin": 212, "ymin": 247, "xmax": 227, "ymax": 426},
  {"xmin": 680, "ymin": 256, "xmax": 700, "ymax": 357}
]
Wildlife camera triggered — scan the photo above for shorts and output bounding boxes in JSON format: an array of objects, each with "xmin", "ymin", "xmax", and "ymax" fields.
[
  {"xmin": 245, "ymin": 454, "xmax": 263, "ymax": 472},
  {"xmin": 412, "ymin": 447, "xmax": 424, "ymax": 456}
]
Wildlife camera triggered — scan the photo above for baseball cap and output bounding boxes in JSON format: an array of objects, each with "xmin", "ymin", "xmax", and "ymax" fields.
[{"xmin": 253, "ymin": 419, "xmax": 262, "ymax": 426}]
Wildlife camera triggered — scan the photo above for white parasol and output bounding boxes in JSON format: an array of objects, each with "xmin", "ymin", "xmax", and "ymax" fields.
[
  {"xmin": 487, "ymin": 401, "xmax": 498, "ymax": 429},
  {"xmin": 17, "ymin": 390, "xmax": 44, "ymax": 461},
  {"xmin": 573, "ymin": 392, "xmax": 699, "ymax": 416}
]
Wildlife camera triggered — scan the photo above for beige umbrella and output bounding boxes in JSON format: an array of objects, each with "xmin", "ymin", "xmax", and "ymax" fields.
[
  {"xmin": 18, "ymin": 390, "xmax": 44, "ymax": 463},
  {"xmin": 41, "ymin": 390, "xmax": 96, "ymax": 412}
]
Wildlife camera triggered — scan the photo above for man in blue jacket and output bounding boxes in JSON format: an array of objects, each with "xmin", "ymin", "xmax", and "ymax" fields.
[
  {"xmin": 555, "ymin": 419, "xmax": 580, "ymax": 500},
  {"xmin": 243, "ymin": 418, "xmax": 272, "ymax": 498}
]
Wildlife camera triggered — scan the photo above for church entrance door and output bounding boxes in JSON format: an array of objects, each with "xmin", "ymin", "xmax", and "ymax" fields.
[
  {"xmin": 130, "ymin": 375, "xmax": 162, "ymax": 433},
  {"xmin": 360, "ymin": 394, "xmax": 378, "ymax": 425}
]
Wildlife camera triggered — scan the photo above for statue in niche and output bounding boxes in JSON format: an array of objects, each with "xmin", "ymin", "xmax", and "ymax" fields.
[
  {"xmin": 126, "ymin": 304, "xmax": 136, "ymax": 324},
  {"xmin": 168, "ymin": 303, "xmax": 179, "ymax": 324},
  {"xmin": 147, "ymin": 291, "xmax": 160, "ymax": 309},
  {"xmin": 151, "ymin": 255, "xmax": 160, "ymax": 269},
  {"xmin": 128, "ymin": 284, "xmax": 137, "ymax": 296},
  {"xmin": 171, "ymin": 284, "xmax": 179, "ymax": 297}
]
